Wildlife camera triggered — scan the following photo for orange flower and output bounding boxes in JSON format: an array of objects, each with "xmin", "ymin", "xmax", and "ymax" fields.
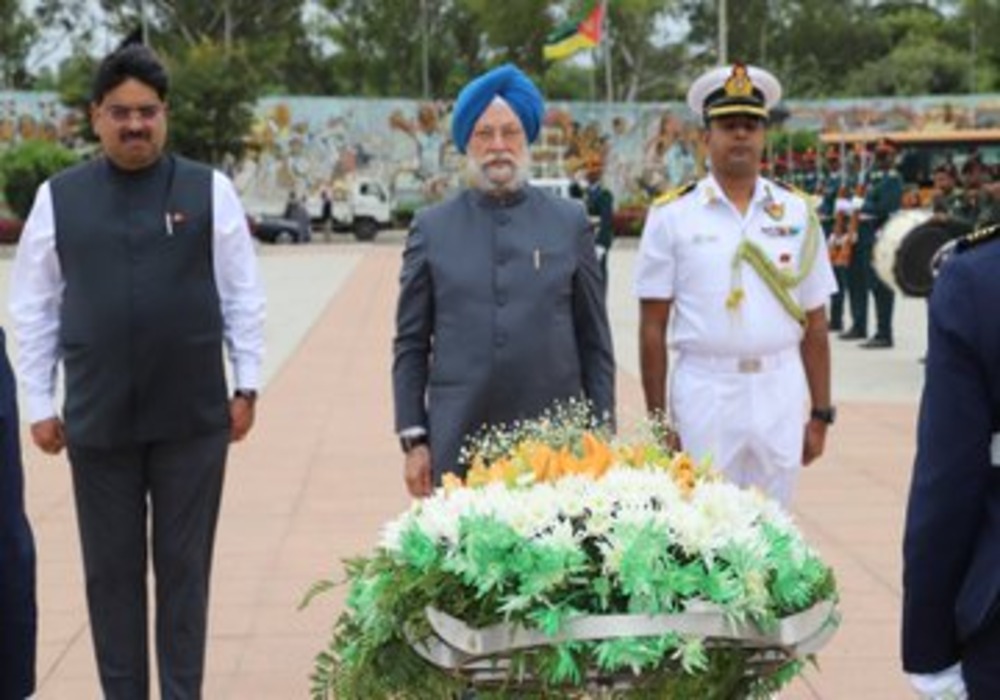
[
  {"xmin": 465, "ymin": 455, "xmax": 491, "ymax": 489},
  {"xmin": 482, "ymin": 458, "xmax": 520, "ymax": 486},
  {"xmin": 580, "ymin": 431, "xmax": 613, "ymax": 479},
  {"xmin": 525, "ymin": 442, "xmax": 555, "ymax": 482},
  {"xmin": 441, "ymin": 472, "xmax": 464, "ymax": 493},
  {"xmin": 552, "ymin": 446, "xmax": 576, "ymax": 480}
]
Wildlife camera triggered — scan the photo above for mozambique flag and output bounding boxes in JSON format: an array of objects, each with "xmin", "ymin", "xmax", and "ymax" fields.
[{"xmin": 543, "ymin": 2, "xmax": 605, "ymax": 61}]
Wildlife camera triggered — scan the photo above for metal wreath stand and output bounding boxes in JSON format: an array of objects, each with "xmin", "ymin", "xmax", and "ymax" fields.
[{"xmin": 409, "ymin": 599, "xmax": 840, "ymax": 692}]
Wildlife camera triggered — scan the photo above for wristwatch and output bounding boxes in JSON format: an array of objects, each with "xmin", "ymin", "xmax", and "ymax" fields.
[
  {"xmin": 233, "ymin": 389, "xmax": 258, "ymax": 405},
  {"xmin": 810, "ymin": 406, "xmax": 837, "ymax": 425},
  {"xmin": 399, "ymin": 433, "xmax": 429, "ymax": 454}
]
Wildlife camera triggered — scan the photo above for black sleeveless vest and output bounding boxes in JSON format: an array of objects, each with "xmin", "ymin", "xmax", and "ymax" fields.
[{"xmin": 50, "ymin": 154, "xmax": 228, "ymax": 447}]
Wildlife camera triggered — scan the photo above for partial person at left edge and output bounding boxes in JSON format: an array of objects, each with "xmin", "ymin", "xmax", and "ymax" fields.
[
  {"xmin": 0, "ymin": 327, "xmax": 37, "ymax": 700},
  {"xmin": 8, "ymin": 35, "xmax": 266, "ymax": 700}
]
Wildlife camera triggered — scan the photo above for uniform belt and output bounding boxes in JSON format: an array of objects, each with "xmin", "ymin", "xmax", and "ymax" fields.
[{"xmin": 679, "ymin": 348, "xmax": 798, "ymax": 374}]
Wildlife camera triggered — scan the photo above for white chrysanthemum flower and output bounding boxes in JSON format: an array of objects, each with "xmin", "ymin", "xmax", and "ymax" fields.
[
  {"xmin": 378, "ymin": 514, "xmax": 408, "ymax": 552},
  {"xmin": 533, "ymin": 517, "xmax": 580, "ymax": 551}
]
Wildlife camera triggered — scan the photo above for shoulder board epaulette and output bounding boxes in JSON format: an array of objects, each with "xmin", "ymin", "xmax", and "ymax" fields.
[
  {"xmin": 652, "ymin": 181, "xmax": 696, "ymax": 208},
  {"xmin": 957, "ymin": 223, "xmax": 1000, "ymax": 252},
  {"xmin": 772, "ymin": 179, "xmax": 809, "ymax": 199}
]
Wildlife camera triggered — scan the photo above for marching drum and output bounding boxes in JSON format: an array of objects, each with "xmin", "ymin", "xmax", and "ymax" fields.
[{"xmin": 873, "ymin": 210, "xmax": 970, "ymax": 298}]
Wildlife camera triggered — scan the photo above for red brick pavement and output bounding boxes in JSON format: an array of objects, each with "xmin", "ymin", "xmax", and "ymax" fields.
[{"xmin": 26, "ymin": 244, "xmax": 915, "ymax": 698}]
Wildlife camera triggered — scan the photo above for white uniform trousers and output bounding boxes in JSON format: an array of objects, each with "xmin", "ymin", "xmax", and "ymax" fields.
[{"xmin": 670, "ymin": 348, "xmax": 806, "ymax": 507}]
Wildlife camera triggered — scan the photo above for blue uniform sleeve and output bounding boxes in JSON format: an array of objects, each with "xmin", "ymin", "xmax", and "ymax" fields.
[{"xmin": 901, "ymin": 253, "xmax": 994, "ymax": 673}]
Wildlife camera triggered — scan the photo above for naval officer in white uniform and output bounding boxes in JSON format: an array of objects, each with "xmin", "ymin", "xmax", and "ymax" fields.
[{"xmin": 634, "ymin": 63, "xmax": 837, "ymax": 506}]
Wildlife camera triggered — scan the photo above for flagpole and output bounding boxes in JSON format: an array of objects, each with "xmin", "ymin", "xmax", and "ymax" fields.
[
  {"xmin": 421, "ymin": 0, "xmax": 430, "ymax": 98},
  {"xmin": 602, "ymin": 0, "xmax": 612, "ymax": 103},
  {"xmin": 719, "ymin": 0, "xmax": 728, "ymax": 64}
]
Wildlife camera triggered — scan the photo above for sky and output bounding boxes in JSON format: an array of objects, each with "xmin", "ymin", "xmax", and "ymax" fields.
[{"xmin": 24, "ymin": 0, "xmax": 115, "ymax": 74}]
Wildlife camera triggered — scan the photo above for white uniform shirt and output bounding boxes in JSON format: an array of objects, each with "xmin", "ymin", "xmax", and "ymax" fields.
[
  {"xmin": 8, "ymin": 170, "xmax": 266, "ymax": 423},
  {"xmin": 634, "ymin": 174, "xmax": 837, "ymax": 357}
]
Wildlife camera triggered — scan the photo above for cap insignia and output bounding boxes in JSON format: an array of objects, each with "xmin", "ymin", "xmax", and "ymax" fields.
[{"xmin": 724, "ymin": 64, "xmax": 754, "ymax": 99}]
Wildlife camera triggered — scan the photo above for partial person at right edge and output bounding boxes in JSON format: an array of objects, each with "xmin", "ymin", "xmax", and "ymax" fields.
[{"xmin": 902, "ymin": 223, "xmax": 1000, "ymax": 700}]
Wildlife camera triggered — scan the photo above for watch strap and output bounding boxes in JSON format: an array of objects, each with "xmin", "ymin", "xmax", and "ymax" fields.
[
  {"xmin": 810, "ymin": 406, "xmax": 836, "ymax": 425},
  {"xmin": 400, "ymin": 433, "xmax": 429, "ymax": 453}
]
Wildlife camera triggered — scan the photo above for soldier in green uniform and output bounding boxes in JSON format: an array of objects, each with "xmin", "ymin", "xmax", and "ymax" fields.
[
  {"xmin": 796, "ymin": 147, "xmax": 820, "ymax": 195},
  {"xmin": 841, "ymin": 138, "xmax": 903, "ymax": 348},
  {"xmin": 818, "ymin": 148, "xmax": 846, "ymax": 331},
  {"xmin": 976, "ymin": 180, "xmax": 1000, "ymax": 228},
  {"xmin": 932, "ymin": 164, "xmax": 973, "ymax": 228},
  {"xmin": 584, "ymin": 159, "xmax": 615, "ymax": 287}
]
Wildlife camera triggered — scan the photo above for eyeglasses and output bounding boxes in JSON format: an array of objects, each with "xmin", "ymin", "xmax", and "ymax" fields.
[
  {"xmin": 471, "ymin": 125, "xmax": 524, "ymax": 145},
  {"xmin": 103, "ymin": 104, "xmax": 165, "ymax": 123}
]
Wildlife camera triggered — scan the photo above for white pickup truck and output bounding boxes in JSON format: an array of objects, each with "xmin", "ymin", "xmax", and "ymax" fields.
[
  {"xmin": 326, "ymin": 176, "xmax": 394, "ymax": 241},
  {"xmin": 245, "ymin": 175, "xmax": 394, "ymax": 243}
]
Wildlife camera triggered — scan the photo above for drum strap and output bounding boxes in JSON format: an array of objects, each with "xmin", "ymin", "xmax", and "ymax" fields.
[{"xmin": 726, "ymin": 208, "xmax": 822, "ymax": 327}]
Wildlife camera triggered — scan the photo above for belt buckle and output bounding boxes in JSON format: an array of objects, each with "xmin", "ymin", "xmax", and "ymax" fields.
[{"xmin": 737, "ymin": 357, "xmax": 762, "ymax": 373}]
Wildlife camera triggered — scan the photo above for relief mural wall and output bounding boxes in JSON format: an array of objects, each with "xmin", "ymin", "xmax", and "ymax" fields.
[{"xmin": 3, "ymin": 90, "xmax": 1000, "ymax": 216}]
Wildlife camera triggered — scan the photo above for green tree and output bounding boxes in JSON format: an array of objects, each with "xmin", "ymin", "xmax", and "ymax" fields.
[
  {"xmin": 603, "ymin": 0, "xmax": 688, "ymax": 101},
  {"xmin": 843, "ymin": 37, "xmax": 969, "ymax": 95},
  {"xmin": 0, "ymin": 140, "xmax": 80, "ymax": 219},
  {"xmin": 166, "ymin": 40, "xmax": 259, "ymax": 165},
  {"xmin": 959, "ymin": 0, "xmax": 1000, "ymax": 91},
  {"xmin": 678, "ymin": 0, "xmax": 959, "ymax": 97},
  {"xmin": 318, "ymin": 0, "xmax": 518, "ymax": 98},
  {"xmin": 0, "ymin": 0, "xmax": 38, "ymax": 88},
  {"xmin": 843, "ymin": 3, "xmax": 968, "ymax": 95},
  {"xmin": 34, "ymin": 0, "xmax": 319, "ymax": 93}
]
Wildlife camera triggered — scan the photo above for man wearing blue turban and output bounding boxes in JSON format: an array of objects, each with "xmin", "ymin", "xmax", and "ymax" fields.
[
  {"xmin": 392, "ymin": 63, "xmax": 616, "ymax": 495},
  {"xmin": 450, "ymin": 63, "xmax": 544, "ymax": 154}
]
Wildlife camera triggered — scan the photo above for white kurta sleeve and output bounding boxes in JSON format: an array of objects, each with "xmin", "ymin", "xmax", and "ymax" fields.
[
  {"xmin": 212, "ymin": 171, "xmax": 266, "ymax": 391},
  {"xmin": 8, "ymin": 182, "xmax": 64, "ymax": 422}
]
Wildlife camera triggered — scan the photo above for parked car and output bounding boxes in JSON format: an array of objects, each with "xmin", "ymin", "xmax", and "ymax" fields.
[
  {"xmin": 251, "ymin": 214, "xmax": 308, "ymax": 244},
  {"xmin": 0, "ymin": 217, "xmax": 23, "ymax": 245}
]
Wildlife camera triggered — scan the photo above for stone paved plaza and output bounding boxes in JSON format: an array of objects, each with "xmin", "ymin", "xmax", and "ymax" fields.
[{"xmin": 2, "ymin": 234, "xmax": 925, "ymax": 698}]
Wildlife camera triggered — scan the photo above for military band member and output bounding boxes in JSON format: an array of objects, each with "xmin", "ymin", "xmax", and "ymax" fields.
[
  {"xmin": 841, "ymin": 139, "xmax": 902, "ymax": 349},
  {"xmin": 818, "ymin": 147, "xmax": 848, "ymax": 332}
]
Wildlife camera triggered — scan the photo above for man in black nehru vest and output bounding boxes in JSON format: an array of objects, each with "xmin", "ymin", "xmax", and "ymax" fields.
[{"xmin": 9, "ymin": 38, "xmax": 265, "ymax": 699}]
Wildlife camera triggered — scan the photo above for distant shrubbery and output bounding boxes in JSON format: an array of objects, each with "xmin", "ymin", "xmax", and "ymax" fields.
[{"xmin": 0, "ymin": 140, "xmax": 80, "ymax": 220}]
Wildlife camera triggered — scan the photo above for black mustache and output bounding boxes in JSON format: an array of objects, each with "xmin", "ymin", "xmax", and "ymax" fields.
[{"xmin": 121, "ymin": 132, "xmax": 150, "ymax": 142}]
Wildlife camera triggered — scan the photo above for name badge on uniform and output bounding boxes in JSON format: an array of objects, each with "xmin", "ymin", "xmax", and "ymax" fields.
[
  {"xmin": 761, "ymin": 225, "xmax": 802, "ymax": 237},
  {"xmin": 692, "ymin": 233, "xmax": 719, "ymax": 244},
  {"xmin": 991, "ymin": 432, "xmax": 1000, "ymax": 466}
]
